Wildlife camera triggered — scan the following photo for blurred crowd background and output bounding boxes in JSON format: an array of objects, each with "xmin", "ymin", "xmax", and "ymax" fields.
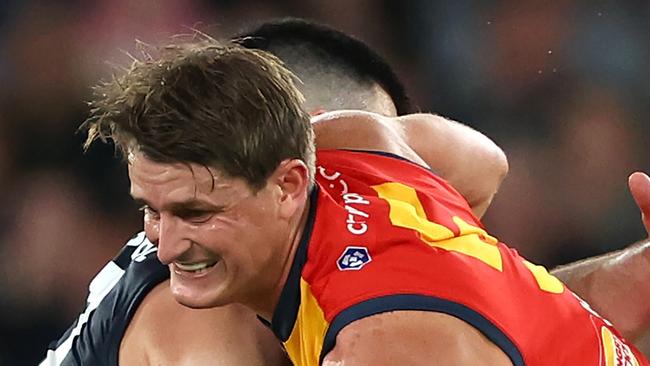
[{"xmin": 0, "ymin": 0, "xmax": 648, "ymax": 364}]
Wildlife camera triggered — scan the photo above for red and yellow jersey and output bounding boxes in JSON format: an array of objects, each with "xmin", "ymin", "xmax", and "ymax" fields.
[{"xmin": 268, "ymin": 149, "xmax": 647, "ymax": 366}]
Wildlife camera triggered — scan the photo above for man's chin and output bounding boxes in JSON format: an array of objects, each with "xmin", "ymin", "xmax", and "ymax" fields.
[{"xmin": 170, "ymin": 285, "xmax": 231, "ymax": 309}]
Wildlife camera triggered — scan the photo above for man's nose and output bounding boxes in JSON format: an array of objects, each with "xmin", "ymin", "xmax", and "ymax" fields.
[{"xmin": 152, "ymin": 213, "xmax": 191, "ymax": 265}]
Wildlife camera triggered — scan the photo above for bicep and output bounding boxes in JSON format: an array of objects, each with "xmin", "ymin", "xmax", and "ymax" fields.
[
  {"xmin": 311, "ymin": 110, "xmax": 508, "ymax": 217},
  {"xmin": 399, "ymin": 114, "xmax": 508, "ymax": 217},
  {"xmin": 323, "ymin": 311, "xmax": 513, "ymax": 366}
]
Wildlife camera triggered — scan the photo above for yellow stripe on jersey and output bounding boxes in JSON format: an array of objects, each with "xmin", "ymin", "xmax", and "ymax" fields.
[
  {"xmin": 372, "ymin": 182, "xmax": 503, "ymax": 271},
  {"xmin": 522, "ymin": 260, "xmax": 564, "ymax": 294},
  {"xmin": 284, "ymin": 278, "xmax": 330, "ymax": 366},
  {"xmin": 601, "ymin": 326, "xmax": 640, "ymax": 366}
]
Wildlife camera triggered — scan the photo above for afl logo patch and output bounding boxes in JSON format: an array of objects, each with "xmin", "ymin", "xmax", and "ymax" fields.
[
  {"xmin": 337, "ymin": 246, "xmax": 371, "ymax": 271},
  {"xmin": 601, "ymin": 326, "xmax": 639, "ymax": 366}
]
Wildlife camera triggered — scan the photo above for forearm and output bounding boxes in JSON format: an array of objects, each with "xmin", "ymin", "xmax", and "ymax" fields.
[
  {"xmin": 552, "ymin": 240, "xmax": 650, "ymax": 342},
  {"xmin": 312, "ymin": 111, "xmax": 508, "ymax": 218},
  {"xmin": 635, "ymin": 330, "xmax": 650, "ymax": 358}
]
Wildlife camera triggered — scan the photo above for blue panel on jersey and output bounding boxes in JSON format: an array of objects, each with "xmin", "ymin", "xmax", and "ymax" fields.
[
  {"xmin": 319, "ymin": 294, "xmax": 524, "ymax": 366},
  {"xmin": 269, "ymin": 187, "xmax": 320, "ymax": 341}
]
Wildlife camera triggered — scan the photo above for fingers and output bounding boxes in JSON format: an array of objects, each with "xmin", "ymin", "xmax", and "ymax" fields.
[{"xmin": 628, "ymin": 172, "xmax": 650, "ymax": 234}]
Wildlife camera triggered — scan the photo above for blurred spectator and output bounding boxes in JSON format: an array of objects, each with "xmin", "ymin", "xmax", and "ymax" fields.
[
  {"xmin": 407, "ymin": 0, "xmax": 648, "ymax": 265},
  {"xmin": 0, "ymin": 170, "xmax": 133, "ymax": 364}
]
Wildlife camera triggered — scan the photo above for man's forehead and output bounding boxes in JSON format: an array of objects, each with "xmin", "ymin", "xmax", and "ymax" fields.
[{"xmin": 128, "ymin": 150, "xmax": 232, "ymax": 192}]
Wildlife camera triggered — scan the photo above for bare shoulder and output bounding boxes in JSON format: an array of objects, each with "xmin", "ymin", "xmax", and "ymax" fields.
[
  {"xmin": 323, "ymin": 310, "xmax": 513, "ymax": 366},
  {"xmin": 120, "ymin": 281, "xmax": 290, "ymax": 366},
  {"xmin": 311, "ymin": 110, "xmax": 429, "ymax": 168}
]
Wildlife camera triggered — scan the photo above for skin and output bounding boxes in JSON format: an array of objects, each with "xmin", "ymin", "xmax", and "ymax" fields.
[
  {"xmin": 117, "ymin": 88, "xmax": 510, "ymax": 364},
  {"xmin": 308, "ymin": 78, "xmax": 650, "ymax": 350},
  {"xmin": 311, "ymin": 110, "xmax": 508, "ymax": 217},
  {"xmin": 45, "ymin": 24, "xmax": 646, "ymax": 364},
  {"xmin": 128, "ymin": 108, "xmax": 506, "ymax": 317},
  {"xmin": 128, "ymin": 151, "xmax": 310, "ymax": 319},
  {"xmin": 323, "ymin": 311, "xmax": 512, "ymax": 366},
  {"xmin": 551, "ymin": 172, "xmax": 650, "ymax": 350},
  {"xmin": 124, "ymin": 110, "xmax": 514, "ymax": 365},
  {"xmin": 120, "ymin": 112, "xmax": 650, "ymax": 364},
  {"xmin": 120, "ymin": 281, "xmax": 290, "ymax": 366},
  {"xmin": 114, "ymin": 68, "xmax": 508, "ymax": 365}
]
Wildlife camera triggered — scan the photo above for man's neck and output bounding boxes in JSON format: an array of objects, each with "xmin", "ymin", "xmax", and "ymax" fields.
[{"xmin": 247, "ymin": 197, "xmax": 312, "ymax": 321}]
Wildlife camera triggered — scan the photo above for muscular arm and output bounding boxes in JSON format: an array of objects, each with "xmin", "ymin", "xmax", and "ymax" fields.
[
  {"xmin": 312, "ymin": 110, "xmax": 508, "ymax": 218},
  {"xmin": 322, "ymin": 311, "xmax": 512, "ymax": 366},
  {"xmin": 551, "ymin": 241, "xmax": 650, "ymax": 342},
  {"xmin": 552, "ymin": 172, "xmax": 650, "ymax": 350},
  {"xmin": 120, "ymin": 281, "xmax": 290, "ymax": 366},
  {"xmin": 397, "ymin": 113, "xmax": 508, "ymax": 217}
]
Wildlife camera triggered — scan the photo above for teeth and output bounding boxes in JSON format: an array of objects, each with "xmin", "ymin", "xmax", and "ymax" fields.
[{"xmin": 175, "ymin": 261, "xmax": 214, "ymax": 272}]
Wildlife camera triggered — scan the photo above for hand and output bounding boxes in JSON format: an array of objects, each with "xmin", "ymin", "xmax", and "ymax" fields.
[{"xmin": 628, "ymin": 172, "xmax": 650, "ymax": 235}]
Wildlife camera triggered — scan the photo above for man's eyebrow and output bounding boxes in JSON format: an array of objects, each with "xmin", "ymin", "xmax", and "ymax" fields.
[
  {"xmin": 132, "ymin": 197, "xmax": 153, "ymax": 209},
  {"xmin": 130, "ymin": 195, "xmax": 224, "ymax": 213},
  {"xmin": 167, "ymin": 200, "xmax": 223, "ymax": 212}
]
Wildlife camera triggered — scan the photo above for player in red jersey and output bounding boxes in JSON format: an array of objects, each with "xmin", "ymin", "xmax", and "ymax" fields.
[
  {"xmin": 46, "ymin": 19, "xmax": 650, "ymax": 365},
  {"xmin": 43, "ymin": 21, "xmax": 510, "ymax": 366},
  {"xmin": 239, "ymin": 18, "xmax": 650, "ymax": 354},
  {"xmin": 81, "ymin": 37, "xmax": 648, "ymax": 365}
]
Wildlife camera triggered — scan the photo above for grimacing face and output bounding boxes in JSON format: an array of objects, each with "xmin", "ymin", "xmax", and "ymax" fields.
[{"xmin": 127, "ymin": 151, "xmax": 308, "ymax": 309}]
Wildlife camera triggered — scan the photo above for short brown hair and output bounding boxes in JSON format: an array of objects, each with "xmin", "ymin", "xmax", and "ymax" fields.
[{"xmin": 82, "ymin": 37, "xmax": 314, "ymax": 190}]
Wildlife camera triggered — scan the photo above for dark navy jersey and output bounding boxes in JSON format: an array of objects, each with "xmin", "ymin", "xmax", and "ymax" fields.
[{"xmin": 40, "ymin": 232, "xmax": 168, "ymax": 366}]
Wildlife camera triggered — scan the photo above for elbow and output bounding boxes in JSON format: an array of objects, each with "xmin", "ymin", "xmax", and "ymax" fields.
[
  {"xmin": 467, "ymin": 143, "xmax": 508, "ymax": 218},
  {"xmin": 492, "ymin": 144, "xmax": 509, "ymax": 188},
  {"xmin": 477, "ymin": 139, "xmax": 509, "ymax": 196}
]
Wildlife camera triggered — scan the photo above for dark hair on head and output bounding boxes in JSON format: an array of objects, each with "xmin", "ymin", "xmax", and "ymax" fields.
[
  {"xmin": 81, "ymin": 37, "xmax": 314, "ymax": 190},
  {"xmin": 233, "ymin": 17, "xmax": 413, "ymax": 115}
]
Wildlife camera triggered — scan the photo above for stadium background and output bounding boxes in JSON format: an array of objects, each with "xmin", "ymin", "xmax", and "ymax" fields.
[{"xmin": 0, "ymin": 0, "xmax": 648, "ymax": 364}]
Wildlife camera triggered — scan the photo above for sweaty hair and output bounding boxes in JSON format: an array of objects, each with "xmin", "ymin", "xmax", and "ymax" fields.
[
  {"xmin": 233, "ymin": 18, "xmax": 413, "ymax": 116},
  {"xmin": 81, "ymin": 38, "xmax": 314, "ymax": 190}
]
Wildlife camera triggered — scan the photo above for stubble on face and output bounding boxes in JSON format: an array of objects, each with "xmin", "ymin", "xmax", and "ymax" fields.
[{"xmin": 126, "ymin": 150, "xmax": 291, "ymax": 311}]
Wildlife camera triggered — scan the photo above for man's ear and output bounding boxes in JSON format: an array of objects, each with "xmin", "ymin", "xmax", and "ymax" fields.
[{"xmin": 273, "ymin": 159, "xmax": 311, "ymax": 219}]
